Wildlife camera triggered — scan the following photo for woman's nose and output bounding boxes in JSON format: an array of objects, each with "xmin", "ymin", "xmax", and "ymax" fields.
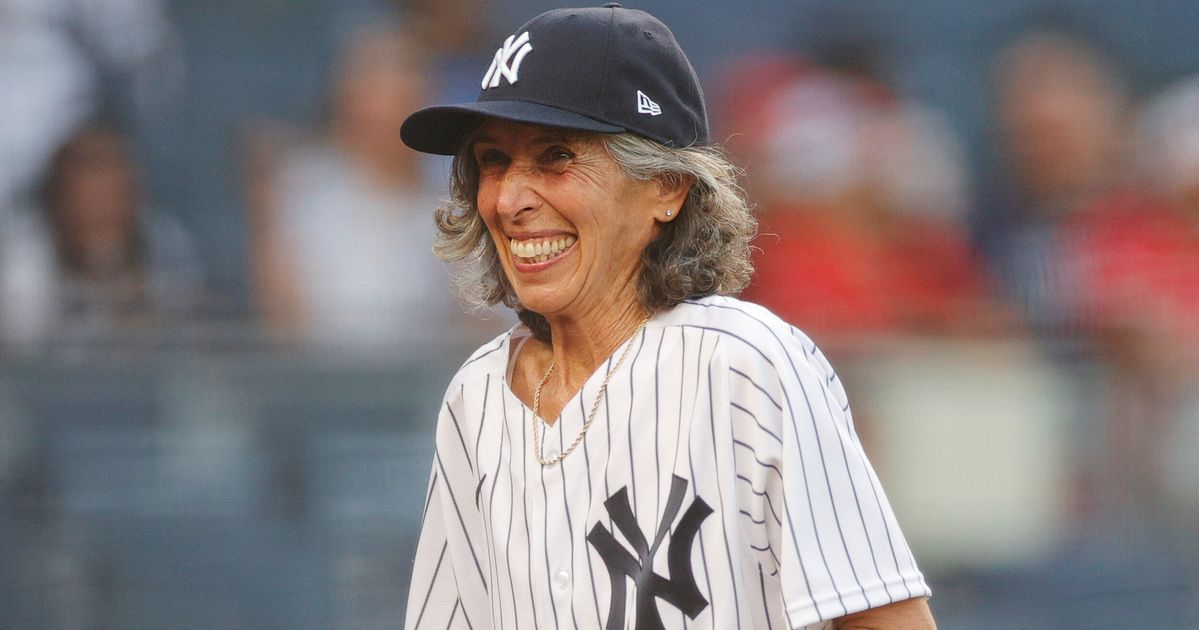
[{"xmin": 494, "ymin": 165, "xmax": 540, "ymax": 219}]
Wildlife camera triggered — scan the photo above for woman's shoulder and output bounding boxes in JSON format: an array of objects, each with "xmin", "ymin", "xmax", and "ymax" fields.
[
  {"xmin": 662, "ymin": 295, "xmax": 836, "ymax": 377},
  {"xmin": 664, "ymin": 295, "xmax": 815, "ymax": 346}
]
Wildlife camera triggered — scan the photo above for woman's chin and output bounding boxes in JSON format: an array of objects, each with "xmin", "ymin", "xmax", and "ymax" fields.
[{"xmin": 513, "ymin": 292, "xmax": 570, "ymax": 319}]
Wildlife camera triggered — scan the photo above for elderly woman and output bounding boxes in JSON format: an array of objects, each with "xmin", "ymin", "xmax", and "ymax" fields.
[{"xmin": 400, "ymin": 5, "xmax": 934, "ymax": 629}]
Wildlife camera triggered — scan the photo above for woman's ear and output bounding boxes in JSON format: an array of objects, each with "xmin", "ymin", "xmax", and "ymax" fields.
[{"xmin": 653, "ymin": 173, "xmax": 693, "ymax": 223}]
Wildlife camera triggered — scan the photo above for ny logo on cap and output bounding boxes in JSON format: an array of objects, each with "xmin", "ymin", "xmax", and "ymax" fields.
[{"xmin": 482, "ymin": 32, "xmax": 533, "ymax": 89}]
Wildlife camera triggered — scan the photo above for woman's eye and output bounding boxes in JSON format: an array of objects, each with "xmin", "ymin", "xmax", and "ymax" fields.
[
  {"xmin": 475, "ymin": 149, "xmax": 507, "ymax": 168},
  {"xmin": 544, "ymin": 147, "xmax": 574, "ymax": 163}
]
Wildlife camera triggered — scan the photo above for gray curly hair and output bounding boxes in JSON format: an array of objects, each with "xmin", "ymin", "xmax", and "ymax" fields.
[{"xmin": 433, "ymin": 131, "xmax": 756, "ymax": 340}]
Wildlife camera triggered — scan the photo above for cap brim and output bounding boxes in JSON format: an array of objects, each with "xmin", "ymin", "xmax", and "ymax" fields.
[{"xmin": 401, "ymin": 101, "xmax": 626, "ymax": 155}]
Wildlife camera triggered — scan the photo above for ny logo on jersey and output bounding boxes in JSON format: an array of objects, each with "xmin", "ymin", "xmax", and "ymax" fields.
[
  {"xmin": 481, "ymin": 31, "xmax": 533, "ymax": 89},
  {"xmin": 587, "ymin": 475, "xmax": 712, "ymax": 630}
]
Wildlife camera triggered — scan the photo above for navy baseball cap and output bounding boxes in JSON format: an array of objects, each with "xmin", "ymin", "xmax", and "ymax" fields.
[{"xmin": 400, "ymin": 3, "xmax": 709, "ymax": 155}]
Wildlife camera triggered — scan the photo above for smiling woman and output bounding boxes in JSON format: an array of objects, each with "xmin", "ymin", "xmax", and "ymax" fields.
[
  {"xmin": 472, "ymin": 123, "xmax": 663, "ymax": 330},
  {"xmin": 398, "ymin": 4, "xmax": 934, "ymax": 630},
  {"xmin": 436, "ymin": 125, "xmax": 755, "ymax": 344}
]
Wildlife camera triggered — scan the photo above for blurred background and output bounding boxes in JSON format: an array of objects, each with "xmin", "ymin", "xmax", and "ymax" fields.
[{"xmin": 1, "ymin": 0, "xmax": 1198, "ymax": 628}]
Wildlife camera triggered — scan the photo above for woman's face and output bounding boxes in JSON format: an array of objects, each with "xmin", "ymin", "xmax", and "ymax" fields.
[{"xmin": 472, "ymin": 120, "xmax": 674, "ymax": 321}]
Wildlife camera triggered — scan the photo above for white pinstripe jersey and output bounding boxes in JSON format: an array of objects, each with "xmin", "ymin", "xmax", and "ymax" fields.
[{"xmin": 405, "ymin": 295, "xmax": 930, "ymax": 629}]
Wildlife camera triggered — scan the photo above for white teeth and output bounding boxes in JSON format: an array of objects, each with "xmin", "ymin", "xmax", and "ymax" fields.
[{"xmin": 509, "ymin": 235, "xmax": 576, "ymax": 262}]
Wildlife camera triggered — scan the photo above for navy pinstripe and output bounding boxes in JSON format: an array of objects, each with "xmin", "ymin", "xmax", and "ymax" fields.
[{"xmin": 404, "ymin": 296, "xmax": 930, "ymax": 629}]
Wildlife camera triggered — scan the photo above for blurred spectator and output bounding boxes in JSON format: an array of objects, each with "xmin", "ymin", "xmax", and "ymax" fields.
[
  {"xmin": 721, "ymin": 56, "xmax": 1002, "ymax": 348},
  {"xmin": 396, "ymin": 0, "xmax": 497, "ymax": 193},
  {"xmin": 1135, "ymin": 75, "xmax": 1199, "ymax": 221},
  {"xmin": 402, "ymin": 0, "xmax": 495, "ymax": 105},
  {"xmin": 0, "ymin": 123, "xmax": 205, "ymax": 346},
  {"xmin": 984, "ymin": 30, "xmax": 1199, "ymax": 515},
  {"xmin": 1061, "ymin": 75, "xmax": 1199, "ymax": 516},
  {"xmin": 0, "ymin": 0, "xmax": 182, "ymax": 220},
  {"xmin": 980, "ymin": 30, "xmax": 1149, "ymax": 333},
  {"xmin": 249, "ymin": 25, "xmax": 501, "ymax": 355}
]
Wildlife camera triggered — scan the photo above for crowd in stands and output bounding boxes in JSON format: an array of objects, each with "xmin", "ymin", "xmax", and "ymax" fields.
[
  {"xmin": 718, "ymin": 28, "xmax": 1199, "ymax": 523},
  {"xmin": 244, "ymin": 23, "xmax": 500, "ymax": 353},
  {"xmin": 0, "ymin": 0, "xmax": 509, "ymax": 354},
  {"xmin": 1, "ymin": 0, "xmax": 1197, "ymax": 523}
]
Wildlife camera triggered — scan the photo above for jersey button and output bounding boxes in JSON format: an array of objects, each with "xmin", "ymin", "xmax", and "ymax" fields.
[{"xmin": 553, "ymin": 570, "xmax": 570, "ymax": 590}]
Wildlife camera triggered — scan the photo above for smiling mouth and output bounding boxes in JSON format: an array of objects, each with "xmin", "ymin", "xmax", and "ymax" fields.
[{"xmin": 509, "ymin": 235, "xmax": 577, "ymax": 264}]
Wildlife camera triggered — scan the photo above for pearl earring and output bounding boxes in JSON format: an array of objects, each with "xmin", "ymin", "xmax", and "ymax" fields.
[{"xmin": 665, "ymin": 210, "xmax": 673, "ymax": 217}]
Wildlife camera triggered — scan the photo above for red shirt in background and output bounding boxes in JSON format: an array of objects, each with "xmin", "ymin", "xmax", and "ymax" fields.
[{"xmin": 743, "ymin": 206, "xmax": 997, "ymax": 342}]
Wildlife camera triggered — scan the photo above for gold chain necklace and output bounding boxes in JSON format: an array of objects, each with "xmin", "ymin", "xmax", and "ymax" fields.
[{"xmin": 531, "ymin": 314, "xmax": 651, "ymax": 466}]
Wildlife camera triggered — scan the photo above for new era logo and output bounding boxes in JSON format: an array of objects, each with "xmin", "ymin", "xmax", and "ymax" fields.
[
  {"xmin": 482, "ymin": 32, "xmax": 533, "ymax": 89},
  {"xmin": 636, "ymin": 90, "xmax": 662, "ymax": 116}
]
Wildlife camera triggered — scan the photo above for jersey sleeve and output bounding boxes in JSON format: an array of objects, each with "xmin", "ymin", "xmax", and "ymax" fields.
[
  {"xmin": 728, "ymin": 329, "xmax": 930, "ymax": 626},
  {"xmin": 404, "ymin": 395, "xmax": 492, "ymax": 629}
]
